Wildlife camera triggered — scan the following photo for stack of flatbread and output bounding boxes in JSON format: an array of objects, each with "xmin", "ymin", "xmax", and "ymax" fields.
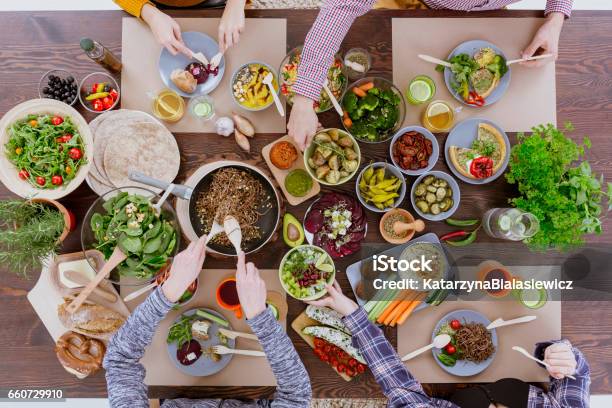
[{"xmin": 86, "ymin": 110, "xmax": 180, "ymax": 195}]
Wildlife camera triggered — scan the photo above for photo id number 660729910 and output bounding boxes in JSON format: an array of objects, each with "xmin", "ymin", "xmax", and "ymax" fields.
[{"xmin": 3, "ymin": 389, "xmax": 64, "ymax": 401}]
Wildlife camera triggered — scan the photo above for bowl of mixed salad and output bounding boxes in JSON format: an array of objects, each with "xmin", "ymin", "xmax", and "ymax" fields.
[
  {"xmin": 279, "ymin": 46, "xmax": 347, "ymax": 113},
  {"xmin": 279, "ymin": 245, "xmax": 335, "ymax": 301},
  {"xmin": 0, "ymin": 98, "xmax": 93, "ymax": 200},
  {"xmin": 341, "ymin": 77, "xmax": 405, "ymax": 143}
]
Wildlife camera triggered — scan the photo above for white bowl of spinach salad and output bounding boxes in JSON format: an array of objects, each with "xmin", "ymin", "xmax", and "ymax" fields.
[
  {"xmin": 82, "ymin": 187, "xmax": 180, "ymax": 285},
  {"xmin": 0, "ymin": 99, "xmax": 93, "ymax": 200}
]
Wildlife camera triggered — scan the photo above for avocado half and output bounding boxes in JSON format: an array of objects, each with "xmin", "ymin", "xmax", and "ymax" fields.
[{"xmin": 283, "ymin": 213, "xmax": 304, "ymax": 248}]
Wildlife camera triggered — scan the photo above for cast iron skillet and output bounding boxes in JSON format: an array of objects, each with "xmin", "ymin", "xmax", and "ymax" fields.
[{"xmin": 129, "ymin": 163, "xmax": 280, "ymax": 256}]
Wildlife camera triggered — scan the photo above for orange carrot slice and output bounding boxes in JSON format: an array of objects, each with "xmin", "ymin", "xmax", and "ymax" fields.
[
  {"xmin": 359, "ymin": 82, "xmax": 375, "ymax": 92},
  {"xmin": 352, "ymin": 87, "xmax": 367, "ymax": 97}
]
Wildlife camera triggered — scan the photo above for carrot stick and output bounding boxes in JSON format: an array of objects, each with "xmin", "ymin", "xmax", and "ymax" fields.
[
  {"xmin": 383, "ymin": 291, "xmax": 415, "ymax": 325},
  {"xmin": 359, "ymin": 82, "xmax": 375, "ymax": 92},
  {"xmin": 376, "ymin": 299, "xmax": 401, "ymax": 324},
  {"xmin": 352, "ymin": 87, "xmax": 367, "ymax": 97},
  {"xmin": 395, "ymin": 294, "xmax": 427, "ymax": 326},
  {"xmin": 343, "ymin": 117, "xmax": 353, "ymax": 128}
]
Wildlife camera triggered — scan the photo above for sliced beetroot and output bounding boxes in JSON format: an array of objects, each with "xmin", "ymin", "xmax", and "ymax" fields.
[
  {"xmin": 305, "ymin": 209, "xmax": 324, "ymax": 233},
  {"xmin": 177, "ymin": 340, "xmax": 202, "ymax": 365},
  {"xmin": 185, "ymin": 62, "xmax": 209, "ymax": 84}
]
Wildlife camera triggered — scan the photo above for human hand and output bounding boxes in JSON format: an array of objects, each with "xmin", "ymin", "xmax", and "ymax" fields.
[
  {"xmin": 306, "ymin": 281, "xmax": 358, "ymax": 317},
  {"xmin": 287, "ymin": 94, "xmax": 319, "ymax": 151},
  {"xmin": 544, "ymin": 342, "xmax": 578, "ymax": 380},
  {"xmin": 141, "ymin": 4, "xmax": 191, "ymax": 57},
  {"xmin": 161, "ymin": 235, "xmax": 207, "ymax": 303},
  {"xmin": 218, "ymin": 0, "xmax": 246, "ymax": 52},
  {"xmin": 235, "ymin": 251, "xmax": 267, "ymax": 320},
  {"xmin": 521, "ymin": 12, "xmax": 564, "ymax": 68}
]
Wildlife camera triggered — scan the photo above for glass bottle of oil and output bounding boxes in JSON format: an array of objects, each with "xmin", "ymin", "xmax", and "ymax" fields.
[{"xmin": 80, "ymin": 38, "xmax": 122, "ymax": 74}]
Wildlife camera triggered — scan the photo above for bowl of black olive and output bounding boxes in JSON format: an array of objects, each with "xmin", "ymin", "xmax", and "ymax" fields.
[{"xmin": 38, "ymin": 69, "xmax": 78, "ymax": 106}]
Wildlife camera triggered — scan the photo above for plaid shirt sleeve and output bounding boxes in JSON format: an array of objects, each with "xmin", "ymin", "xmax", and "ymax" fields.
[
  {"xmin": 344, "ymin": 308, "xmax": 454, "ymax": 407},
  {"xmin": 527, "ymin": 340, "xmax": 590, "ymax": 408},
  {"xmin": 292, "ymin": 0, "xmax": 376, "ymax": 101},
  {"xmin": 545, "ymin": 0, "xmax": 573, "ymax": 17}
]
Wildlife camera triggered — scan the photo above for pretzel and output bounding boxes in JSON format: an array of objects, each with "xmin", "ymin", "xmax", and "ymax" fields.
[{"xmin": 55, "ymin": 332, "xmax": 105, "ymax": 377}]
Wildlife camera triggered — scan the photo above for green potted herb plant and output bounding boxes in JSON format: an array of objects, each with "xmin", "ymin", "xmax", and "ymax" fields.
[
  {"xmin": 506, "ymin": 122, "xmax": 612, "ymax": 250},
  {"xmin": 0, "ymin": 198, "xmax": 74, "ymax": 278}
]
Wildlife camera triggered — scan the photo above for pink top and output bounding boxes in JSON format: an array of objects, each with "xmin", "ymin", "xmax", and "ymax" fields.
[{"xmin": 292, "ymin": 0, "xmax": 573, "ymax": 102}]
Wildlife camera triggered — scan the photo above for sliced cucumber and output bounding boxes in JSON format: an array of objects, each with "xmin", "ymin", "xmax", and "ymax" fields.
[
  {"xmin": 195, "ymin": 309, "xmax": 229, "ymax": 327},
  {"xmin": 267, "ymin": 303, "xmax": 280, "ymax": 320}
]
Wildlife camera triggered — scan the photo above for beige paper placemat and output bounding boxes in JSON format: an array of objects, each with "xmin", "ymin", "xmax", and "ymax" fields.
[
  {"xmin": 398, "ymin": 265, "xmax": 561, "ymax": 383},
  {"xmin": 392, "ymin": 18, "xmax": 556, "ymax": 132},
  {"xmin": 123, "ymin": 269, "xmax": 286, "ymax": 386},
  {"xmin": 121, "ymin": 17, "xmax": 286, "ymax": 133}
]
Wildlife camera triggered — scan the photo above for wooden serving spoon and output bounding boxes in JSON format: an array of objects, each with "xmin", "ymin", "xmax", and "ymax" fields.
[
  {"xmin": 63, "ymin": 270, "xmax": 117, "ymax": 303},
  {"xmin": 393, "ymin": 219, "xmax": 425, "ymax": 236},
  {"xmin": 66, "ymin": 247, "xmax": 127, "ymax": 314},
  {"xmin": 223, "ymin": 215, "xmax": 242, "ymax": 253}
]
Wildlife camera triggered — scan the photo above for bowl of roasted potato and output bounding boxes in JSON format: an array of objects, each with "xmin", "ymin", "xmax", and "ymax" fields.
[{"xmin": 304, "ymin": 129, "xmax": 361, "ymax": 186}]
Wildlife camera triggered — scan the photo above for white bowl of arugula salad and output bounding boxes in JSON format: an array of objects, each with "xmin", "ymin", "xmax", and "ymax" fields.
[
  {"xmin": 279, "ymin": 245, "xmax": 335, "ymax": 301},
  {"xmin": 0, "ymin": 98, "xmax": 93, "ymax": 199}
]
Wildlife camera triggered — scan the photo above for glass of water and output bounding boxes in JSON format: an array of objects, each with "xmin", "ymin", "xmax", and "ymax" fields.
[
  {"xmin": 188, "ymin": 94, "xmax": 215, "ymax": 121},
  {"xmin": 482, "ymin": 208, "xmax": 540, "ymax": 241}
]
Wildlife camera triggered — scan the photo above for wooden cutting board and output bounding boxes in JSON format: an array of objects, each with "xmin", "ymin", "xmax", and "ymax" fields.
[
  {"xmin": 261, "ymin": 135, "xmax": 320, "ymax": 206},
  {"xmin": 291, "ymin": 311, "xmax": 353, "ymax": 381},
  {"xmin": 27, "ymin": 250, "xmax": 130, "ymax": 343}
]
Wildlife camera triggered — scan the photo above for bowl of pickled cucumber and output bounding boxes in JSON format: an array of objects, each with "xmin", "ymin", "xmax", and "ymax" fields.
[{"xmin": 411, "ymin": 171, "xmax": 460, "ymax": 221}]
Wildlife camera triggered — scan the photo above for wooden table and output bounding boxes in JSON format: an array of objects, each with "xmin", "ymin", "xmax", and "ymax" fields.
[{"xmin": 0, "ymin": 9, "xmax": 611, "ymax": 399}]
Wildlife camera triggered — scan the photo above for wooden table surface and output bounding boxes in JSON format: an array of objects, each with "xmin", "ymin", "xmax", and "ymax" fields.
[{"xmin": 1, "ymin": 8, "xmax": 611, "ymax": 399}]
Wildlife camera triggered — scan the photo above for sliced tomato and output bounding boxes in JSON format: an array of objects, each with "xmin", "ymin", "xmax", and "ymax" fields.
[
  {"xmin": 18, "ymin": 169, "xmax": 29, "ymax": 180},
  {"xmin": 470, "ymin": 156, "xmax": 494, "ymax": 179},
  {"xmin": 51, "ymin": 116, "xmax": 64, "ymax": 125}
]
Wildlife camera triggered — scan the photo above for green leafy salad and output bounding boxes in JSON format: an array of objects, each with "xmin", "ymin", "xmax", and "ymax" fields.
[
  {"xmin": 506, "ymin": 122, "xmax": 612, "ymax": 250},
  {"xmin": 5, "ymin": 114, "xmax": 86, "ymax": 188},
  {"xmin": 342, "ymin": 82, "xmax": 401, "ymax": 142},
  {"xmin": 91, "ymin": 192, "xmax": 177, "ymax": 279},
  {"xmin": 438, "ymin": 47, "xmax": 508, "ymax": 103}
]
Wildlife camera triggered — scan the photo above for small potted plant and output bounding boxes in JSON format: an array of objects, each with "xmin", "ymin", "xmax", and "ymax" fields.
[{"xmin": 0, "ymin": 198, "xmax": 75, "ymax": 278}]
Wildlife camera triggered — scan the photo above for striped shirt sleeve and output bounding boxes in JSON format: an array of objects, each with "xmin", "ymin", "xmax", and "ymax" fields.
[{"xmin": 293, "ymin": 0, "xmax": 376, "ymax": 102}]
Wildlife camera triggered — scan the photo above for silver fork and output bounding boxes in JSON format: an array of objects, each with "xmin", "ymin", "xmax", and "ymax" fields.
[{"xmin": 211, "ymin": 345, "xmax": 265, "ymax": 357}]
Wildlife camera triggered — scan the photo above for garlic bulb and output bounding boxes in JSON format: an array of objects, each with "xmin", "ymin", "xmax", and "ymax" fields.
[{"xmin": 215, "ymin": 116, "xmax": 234, "ymax": 137}]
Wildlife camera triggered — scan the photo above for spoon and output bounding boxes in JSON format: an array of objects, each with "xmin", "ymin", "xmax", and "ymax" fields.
[
  {"xmin": 262, "ymin": 72, "xmax": 285, "ymax": 117},
  {"xmin": 323, "ymin": 78, "xmax": 343, "ymax": 117},
  {"xmin": 205, "ymin": 209, "xmax": 224, "ymax": 246},
  {"xmin": 512, "ymin": 346, "xmax": 576, "ymax": 380},
  {"xmin": 401, "ymin": 334, "xmax": 451, "ymax": 362},
  {"xmin": 223, "ymin": 215, "xmax": 242, "ymax": 253},
  {"xmin": 64, "ymin": 270, "xmax": 117, "ymax": 303},
  {"xmin": 393, "ymin": 219, "xmax": 425, "ymax": 236},
  {"xmin": 66, "ymin": 247, "xmax": 127, "ymax": 314}
]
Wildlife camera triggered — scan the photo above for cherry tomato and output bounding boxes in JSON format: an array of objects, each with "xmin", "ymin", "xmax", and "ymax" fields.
[
  {"xmin": 102, "ymin": 96, "xmax": 114, "ymax": 110},
  {"xmin": 51, "ymin": 175, "xmax": 63, "ymax": 186},
  {"xmin": 450, "ymin": 319, "xmax": 461, "ymax": 330},
  {"xmin": 56, "ymin": 133, "xmax": 73, "ymax": 143},
  {"xmin": 93, "ymin": 99, "xmax": 104, "ymax": 111},
  {"xmin": 337, "ymin": 364, "xmax": 346, "ymax": 373},
  {"xmin": 36, "ymin": 176, "xmax": 46, "ymax": 186},
  {"xmin": 356, "ymin": 363, "xmax": 366, "ymax": 373},
  {"xmin": 15, "ymin": 147, "xmax": 23, "ymax": 155},
  {"xmin": 18, "ymin": 169, "xmax": 29, "ymax": 180},
  {"xmin": 67, "ymin": 210, "xmax": 77, "ymax": 231},
  {"xmin": 313, "ymin": 338, "xmax": 325, "ymax": 349},
  {"xmin": 348, "ymin": 358, "xmax": 358, "ymax": 368},
  {"xmin": 51, "ymin": 116, "xmax": 64, "ymax": 125},
  {"xmin": 68, "ymin": 147, "xmax": 82, "ymax": 160},
  {"xmin": 109, "ymin": 88, "xmax": 119, "ymax": 101},
  {"xmin": 91, "ymin": 83, "xmax": 99, "ymax": 93},
  {"xmin": 321, "ymin": 354, "xmax": 330, "ymax": 363},
  {"xmin": 330, "ymin": 359, "xmax": 338, "ymax": 369},
  {"xmin": 28, "ymin": 119, "xmax": 38, "ymax": 127},
  {"xmin": 445, "ymin": 344, "xmax": 457, "ymax": 355},
  {"xmin": 345, "ymin": 368, "xmax": 355, "ymax": 377},
  {"xmin": 323, "ymin": 345, "xmax": 332, "ymax": 354}
]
